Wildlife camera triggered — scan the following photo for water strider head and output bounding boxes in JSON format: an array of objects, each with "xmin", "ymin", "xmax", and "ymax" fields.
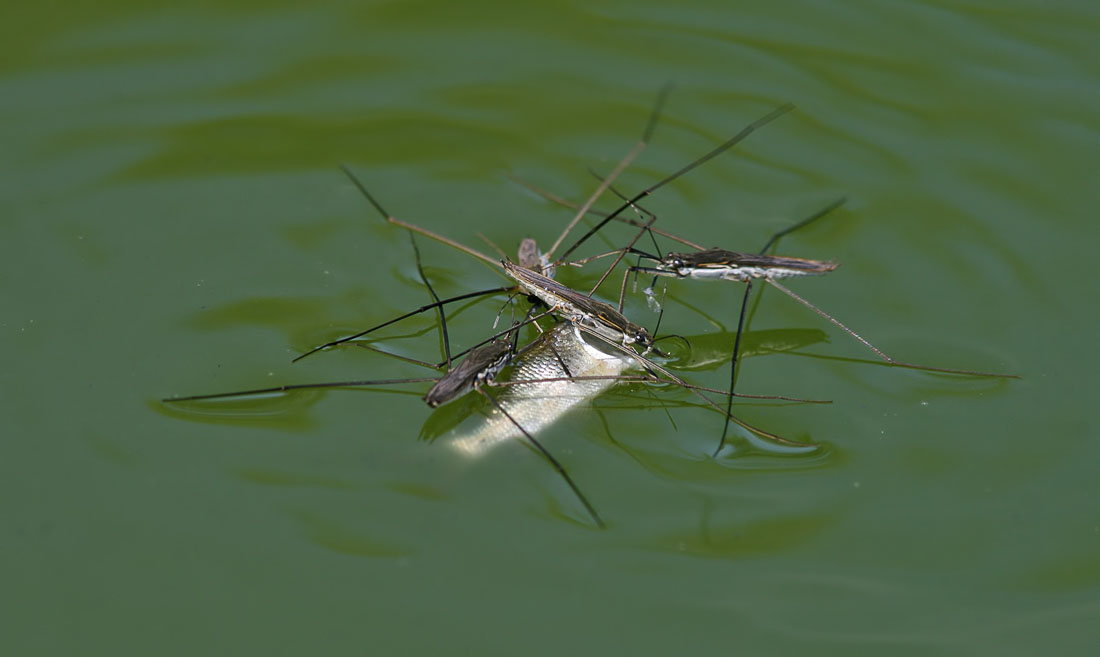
[
  {"xmin": 561, "ymin": 299, "xmax": 659, "ymax": 356},
  {"xmin": 655, "ymin": 252, "xmax": 692, "ymax": 277},
  {"xmin": 583, "ymin": 305, "xmax": 658, "ymax": 356}
]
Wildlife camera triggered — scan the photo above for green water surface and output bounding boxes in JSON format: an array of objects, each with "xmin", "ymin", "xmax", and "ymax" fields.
[{"xmin": 3, "ymin": 1, "xmax": 1097, "ymax": 655}]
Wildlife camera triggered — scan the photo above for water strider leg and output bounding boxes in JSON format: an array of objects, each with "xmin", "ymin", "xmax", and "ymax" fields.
[
  {"xmin": 764, "ymin": 279, "xmax": 1020, "ymax": 378},
  {"xmin": 293, "ymin": 285, "xmax": 514, "ymax": 363},
  {"xmin": 573, "ymin": 324, "xmax": 815, "ymax": 449},
  {"xmin": 556, "ymin": 102, "xmax": 796, "ymax": 263},
  {"xmin": 337, "ymin": 90, "xmax": 659, "ymax": 340},
  {"xmin": 715, "ymin": 199, "xmax": 847, "ymax": 455},
  {"xmin": 505, "ymin": 172, "xmax": 705, "ymax": 252},
  {"xmin": 477, "ymin": 387, "xmax": 605, "ymax": 529},
  {"xmin": 294, "ymin": 165, "xmax": 526, "ymax": 363},
  {"xmin": 408, "ymin": 233, "xmax": 451, "ymax": 368},
  {"xmin": 162, "ymin": 377, "xmax": 441, "ymax": 403},
  {"xmin": 544, "ymin": 83, "xmax": 673, "ymax": 260}
]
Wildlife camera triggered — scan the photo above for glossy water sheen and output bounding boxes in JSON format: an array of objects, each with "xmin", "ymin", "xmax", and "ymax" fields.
[{"xmin": 4, "ymin": 1, "xmax": 1098, "ymax": 655}]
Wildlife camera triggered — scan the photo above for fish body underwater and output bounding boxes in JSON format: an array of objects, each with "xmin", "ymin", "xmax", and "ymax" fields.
[{"xmin": 448, "ymin": 322, "xmax": 634, "ymax": 456}]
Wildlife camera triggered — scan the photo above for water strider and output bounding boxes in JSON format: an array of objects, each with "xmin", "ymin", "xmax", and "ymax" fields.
[
  {"xmin": 162, "ymin": 93, "xmax": 832, "ymax": 530},
  {"xmin": 163, "ymin": 317, "xmax": 820, "ymax": 528},
  {"xmin": 525, "ymin": 147, "xmax": 1021, "ymax": 454},
  {"xmin": 165, "ymin": 336, "xmax": 605, "ymax": 528},
  {"xmin": 290, "ymin": 162, "xmax": 634, "ymax": 363},
  {"xmin": 328, "ymin": 98, "xmax": 800, "ymax": 361},
  {"xmin": 328, "ymin": 128, "xmax": 671, "ymax": 361},
  {"xmin": 164, "ymin": 226, "xmax": 824, "ymax": 527},
  {"xmin": 332, "ymin": 181, "xmax": 818, "ymax": 449},
  {"xmin": 298, "ymin": 144, "xmax": 825, "ymax": 426},
  {"xmin": 310, "ymin": 91, "xmax": 794, "ymax": 364},
  {"xmin": 500, "ymin": 253, "xmax": 823, "ymax": 448},
  {"xmin": 500, "ymin": 259, "xmax": 657, "ymax": 355},
  {"xmin": 317, "ymin": 98, "xmax": 842, "ymax": 460},
  {"xmin": 292, "ymin": 86, "xmax": 678, "ymax": 364},
  {"xmin": 338, "ymin": 161, "xmax": 825, "ymax": 449},
  {"xmin": 165, "ymin": 247, "xmax": 615, "ymax": 526},
  {"xmin": 327, "ymin": 99, "xmax": 821, "ymax": 452},
  {"xmin": 172, "ymin": 95, "xmax": 824, "ymax": 513}
]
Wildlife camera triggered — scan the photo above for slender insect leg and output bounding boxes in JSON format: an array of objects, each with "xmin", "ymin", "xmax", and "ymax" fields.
[
  {"xmin": 617, "ymin": 266, "xmax": 632, "ymax": 313},
  {"xmin": 505, "ymin": 173, "xmax": 705, "ymax": 252},
  {"xmin": 477, "ymin": 387, "xmax": 606, "ymax": 529},
  {"xmin": 162, "ymin": 377, "xmax": 441, "ymax": 403},
  {"xmin": 650, "ymin": 283, "xmax": 669, "ymax": 338},
  {"xmin": 759, "ymin": 198, "xmax": 847, "ymax": 253},
  {"xmin": 316, "ymin": 165, "xmax": 529, "ymax": 363},
  {"xmin": 587, "ymin": 217, "xmax": 656, "ymax": 297},
  {"xmin": 766, "ymin": 280, "xmax": 1019, "ymax": 378},
  {"xmin": 546, "ymin": 341, "xmax": 575, "ymax": 379},
  {"xmin": 556, "ymin": 102, "xmax": 795, "ymax": 263},
  {"xmin": 436, "ymin": 307, "xmax": 558, "ymax": 368},
  {"xmin": 545, "ymin": 83, "xmax": 673, "ymax": 259},
  {"xmin": 352, "ymin": 344, "xmax": 442, "ymax": 369},
  {"xmin": 717, "ymin": 199, "xmax": 846, "ymax": 454},
  {"xmin": 574, "ymin": 325, "xmax": 813, "ymax": 448},
  {"xmin": 292, "ymin": 285, "xmax": 514, "ymax": 363},
  {"xmin": 408, "ymin": 233, "xmax": 451, "ymax": 367},
  {"xmin": 715, "ymin": 280, "xmax": 753, "ymax": 456},
  {"xmin": 739, "ymin": 197, "xmax": 848, "ymax": 327}
]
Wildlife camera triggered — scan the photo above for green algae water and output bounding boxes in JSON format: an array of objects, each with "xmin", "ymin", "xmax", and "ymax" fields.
[{"xmin": 3, "ymin": 1, "xmax": 1098, "ymax": 655}]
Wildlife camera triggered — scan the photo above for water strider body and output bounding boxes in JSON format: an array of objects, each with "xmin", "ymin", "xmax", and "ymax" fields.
[
  {"xmin": 423, "ymin": 338, "xmax": 514, "ymax": 408},
  {"xmin": 648, "ymin": 248, "xmax": 838, "ymax": 283},
  {"xmin": 629, "ymin": 247, "xmax": 839, "ymax": 311},
  {"xmin": 500, "ymin": 260, "xmax": 656, "ymax": 355}
]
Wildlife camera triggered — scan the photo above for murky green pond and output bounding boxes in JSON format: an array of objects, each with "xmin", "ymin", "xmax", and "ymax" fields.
[{"xmin": 5, "ymin": 1, "xmax": 1098, "ymax": 654}]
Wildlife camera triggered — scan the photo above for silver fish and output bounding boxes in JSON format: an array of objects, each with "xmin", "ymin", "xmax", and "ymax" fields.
[{"xmin": 448, "ymin": 322, "xmax": 634, "ymax": 457}]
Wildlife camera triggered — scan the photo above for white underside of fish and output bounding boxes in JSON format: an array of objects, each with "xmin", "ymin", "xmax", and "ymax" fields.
[{"xmin": 448, "ymin": 322, "xmax": 635, "ymax": 457}]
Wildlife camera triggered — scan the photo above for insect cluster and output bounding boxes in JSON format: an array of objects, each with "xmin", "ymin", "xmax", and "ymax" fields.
[{"xmin": 165, "ymin": 93, "xmax": 1016, "ymax": 528}]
